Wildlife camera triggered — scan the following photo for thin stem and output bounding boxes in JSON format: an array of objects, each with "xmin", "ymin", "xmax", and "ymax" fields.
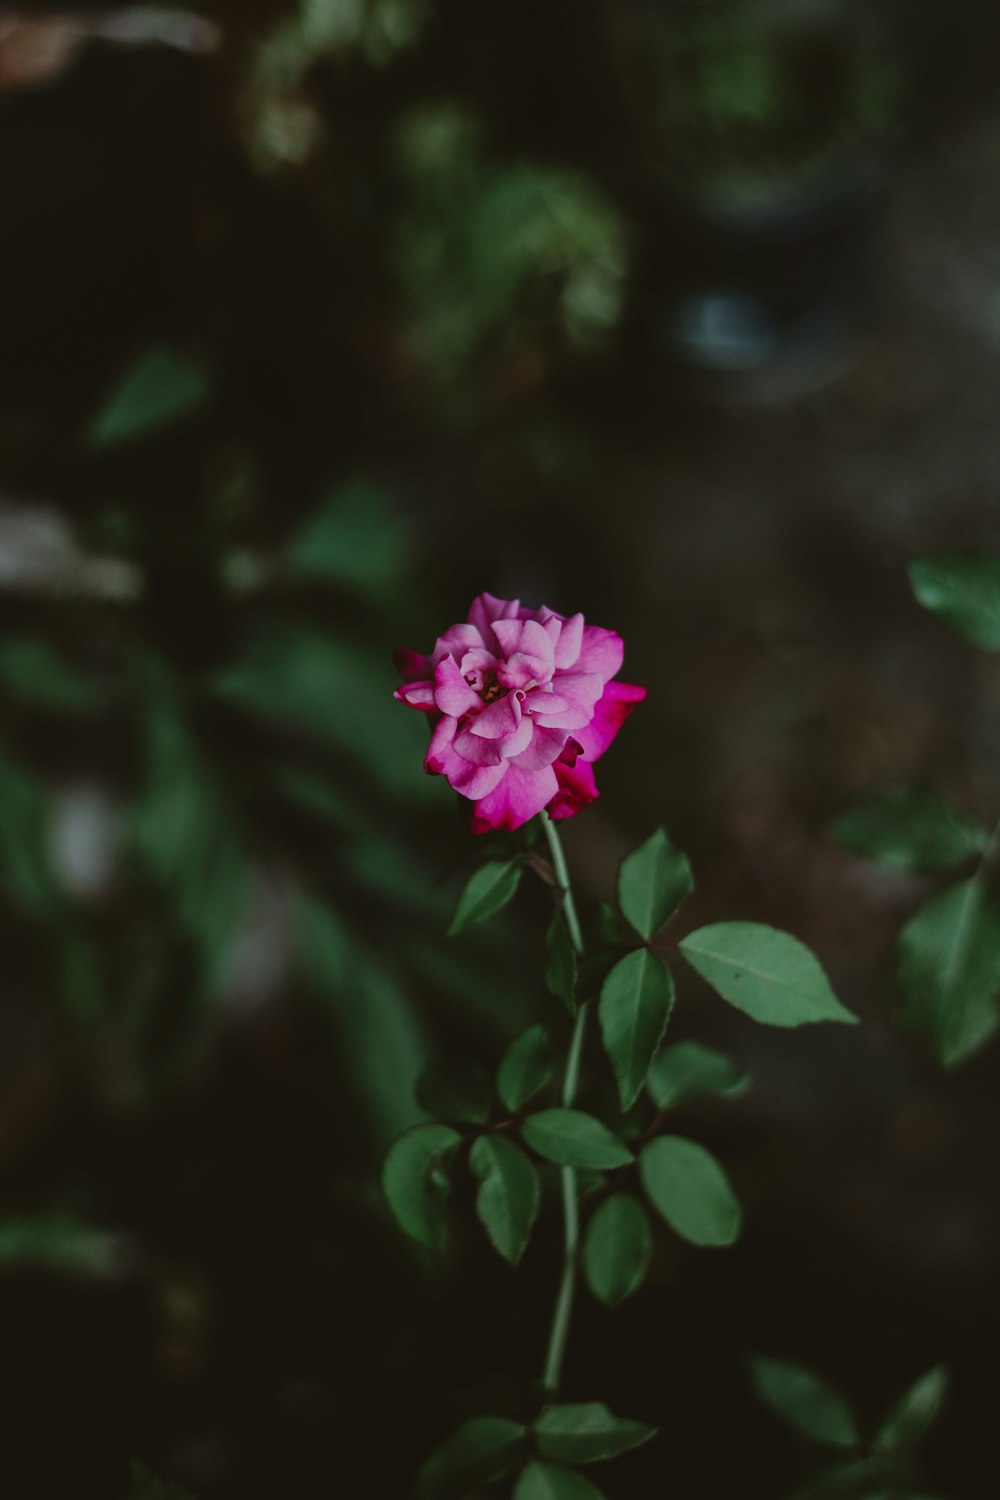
[{"xmin": 540, "ymin": 812, "xmax": 588, "ymax": 1396}]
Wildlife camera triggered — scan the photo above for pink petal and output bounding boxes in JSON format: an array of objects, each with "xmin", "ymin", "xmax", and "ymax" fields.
[
  {"xmin": 432, "ymin": 623, "xmax": 484, "ymax": 667},
  {"xmin": 574, "ymin": 625, "xmax": 623, "ymax": 681},
  {"xmin": 426, "ymin": 715, "xmax": 506, "ymax": 799},
  {"xmin": 394, "ymin": 680, "xmax": 436, "ymax": 711},
  {"xmin": 573, "ymin": 680, "xmax": 646, "ymax": 761},
  {"xmin": 393, "ymin": 646, "xmax": 431, "ymax": 682},
  {"xmin": 497, "ymin": 714, "xmax": 534, "ymax": 759},
  {"xmin": 468, "ymin": 592, "xmax": 520, "ymax": 649},
  {"xmin": 470, "ymin": 763, "xmax": 560, "ymax": 833},
  {"xmin": 433, "ymin": 655, "xmax": 481, "ymax": 716},
  {"xmin": 531, "ymin": 671, "xmax": 604, "ymax": 729},
  {"xmin": 492, "ymin": 618, "xmax": 556, "ymax": 681},
  {"xmin": 508, "ymin": 725, "xmax": 568, "ymax": 772},
  {"xmin": 521, "ymin": 687, "xmax": 570, "ymax": 715},
  {"xmin": 454, "ymin": 725, "xmax": 504, "ymax": 766},
  {"xmin": 497, "ymin": 652, "xmax": 550, "ymax": 690},
  {"xmin": 470, "ymin": 692, "xmax": 522, "ymax": 740},
  {"xmin": 552, "ymin": 612, "xmax": 584, "ymax": 670},
  {"xmin": 548, "ymin": 759, "xmax": 599, "ymax": 820}
]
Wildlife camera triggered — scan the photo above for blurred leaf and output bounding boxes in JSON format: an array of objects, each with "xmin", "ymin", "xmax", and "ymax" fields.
[
  {"xmin": 876, "ymin": 1366, "xmax": 948, "ymax": 1452},
  {"xmin": 639, "ymin": 1136, "xmax": 741, "ymax": 1247},
  {"xmin": 416, "ymin": 1060, "xmax": 491, "ymax": 1124},
  {"xmin": 617, "ymin": 828, "xmax": 693, "ymax": 939},
  {"xmin": 0, "ymin": 750, "xmax": 54, "ymax": 914},
  {"xmin": 749, "ymin": 1358, "xmax": 860, "ymax": 1448},
  {"xmin": 448, "ymin": 859, "xmax": 522, "ymax": 936},
  {"xmin": 546, "ymin": 909, "xmax": 578, "ymax": 1012},
  {"xmin": 298, "ymin": 894, "xmax": 427, "ymax": 1147},
  {"xmin": 132, "ymin": 692, "xmax": 246, "ymax": 986},
  {"xmin": 582, "ymin": 1193, "xmax": 651, "ymax": 1307},
  {"xmin": 514, "ymin": 1462, "xmax": 606, "ymax": 1499},
  {"xmin": 679, "ymin": 923, "xmax": 855, "ymax": 1027},
  {"xmin": 285, "ymin": 478, "xmax": 408, "ymax": 593},
  {"xmin": 909, "ymin": 553, "xmax": 1000, "ymax": 650},
  {"xmin": 831, "ymin": 787, "xmax": 987, "ymax": 872},
  {"xmin": 215, "ymin": 624, "xmax": 432, "ymax": 798},
  {"xmin": 88, "ymin": 347, "xmax": 210, "ymax": 449},
  {"xmin": 128, "ymin": 1461, "xmax": 198, "ymax": 1500},
  {"xmin": 469, "ymin": 1135, "xmax": 539, "ymax": 1265},
  {"xmin": 416, "ymin": 1416, "xmax": 525, "ymax": 1500},
  {"xmin": 0, "ymin": 1211, "xmax": 120, "ymax": 1277},
  {"xmin": 599, "ymin": 949, "xmax": 674, "ymax": 1110},
  {"xmin": 0, "ymin": 637, "xmax": 100, "ymax": 711},
  {"xmin": 589, "ymin": 901, "xmax": 634, "ymax": 949},
  {"xmin": 497, "ymin": 1025, "xmax": 554, "ymax": 1113},
  {"xmin": 647, "ymin": 1040, "xmax": 747, "ymax": 1111},
  {"xmin": 898, "ymin": 879, "xmax": 1000, "ymax": 1067},
  {"xmin": 380, "ymin": 1124, "xmax": 460, "ymax": 1250},
  {"xmin": 789, "ymin": 1458, "xmax": 882, "ymax": 1500},
  {"xmin": 533, "ymin": 1403, "xmax": 656, "ymax": 1464},
  {"xmin": 521, "ymin": 1110, "xmax": 632, "ymax": 1170}
]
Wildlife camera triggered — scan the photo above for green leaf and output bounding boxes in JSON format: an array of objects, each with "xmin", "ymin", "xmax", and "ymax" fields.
[
  {"xmin": 514, "ymin": 1461, "xmax": 607, "ymax": 1499},
  {"xmin": 416, "ymin": 1416, "xmax": 525, "ymax": 1500},
  {"xmin": 88, "ymin": 347, "xmax": 210, "ymax": 449},
  {"xmin": 590, "ymin": 901, "xmax": 635, "ymax": 949},
  {"xmin": 599, "ymin": 949, "xmax": 674, "ymax": 1110},
  {"xmin": 647, "ymin": 1040, "xmax": 747, "ymax": 1110},
  {"xmin": 520, "ymin": 1109, "xmax": 632, "ymax": 1170},
  {"xmin": 909, "ymin": 552, "xmax": 1000, "ymax": 649},
  {"xmin": 299, "ymin": 896, "xmax": 427, "ymax": 1148},
  {"xmin": 678, "ymin": 923, "xmax": 855, "ymax": 1027},
  {"xmin": 533, "ymin": 1403, "xmax": 656, "ymax": 1464},
  {"xmin": 617, "ymin": 827, "xmax": 693, "ymax": 939},
  {"xmin": 582, "ymin": 1193, "xmax": 651, "ymax": 1307},
  {"xmin": 749, "ymin": 1358, "xmax": 860, "ymax": 1448},
  {"xmin": 0, "ymin": 1211, "xmax": 120, "ymax": 1276},
  {"xmin": 497, "ymin": 1025, "xmax": 554, "ymax": 1112},
  {"xmin": 380, "ymin": 1124, "xmax": 460, "ymax": 1249},
  {"xmin": 831, "ymin": 786, "xmax": 987, "ymax": 872},
  {"xmin": 416, "ymin": 1060, "xmax": 491, "ymax": 1124},
  {"xmin": 789, "ymin": 1458, "xmax": 882, "ymax": 1500},
  {"xmin": 639, "ymin": 1136, "xmax": 741, "ymax": 1247},
  {"xmin": 546, "ymin": 909, "xmax": 578, "ymax": 1011},
  {"xmin": 285, "ymin": 478, "xmax": 407, "ymax": 592},
  {"xmin": 448, "ymin": 860, "xmax": 522, "ymax": 936},
  {"xmin": 898, "ymin": 879, "xmax": 1000, "ymax": 1066},
  {"xmin": 0, "ymin": 638, "xmax": 101, "ymax": 712},
  {"xmin": 876, "ymin": 1366, "xmax": 948, "ymax": 1452},
  {"xmin": 469, "ymin": 1135, "xmax": 539, "ymax": 1265}
]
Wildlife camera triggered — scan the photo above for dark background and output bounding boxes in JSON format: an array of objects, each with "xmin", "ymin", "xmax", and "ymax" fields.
[{"xmin": 2, "ymin": 2, "xmax": 1000, "ymax": 1496}]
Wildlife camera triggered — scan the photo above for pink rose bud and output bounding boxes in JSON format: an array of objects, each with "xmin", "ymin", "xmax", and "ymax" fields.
[{"xmin": 394, "ymin": 592, "xmax": 645, "ymax": 832}]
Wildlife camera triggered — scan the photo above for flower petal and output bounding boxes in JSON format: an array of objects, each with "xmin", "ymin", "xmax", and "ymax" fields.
[
  {"xmin": 493, "ymin": 618, "xmax": 555, "ymax": 681},
  {"xmin": 531, "ymin": 670, "xmax": 604, "ymax": 729},
  {"xmin": 393, "ymin": 646, "xmax": 431, "ymax": 682},
  {"xmin": 553, "ymin": 612, "xmax": 584, "ymax": 670},
  {"xmin": 573, "ymin": 679, "xmax": 646, "ymax": 761},
  {"xmin": 549, "ymin": 758, "xmax": 599, "ymax": 820},
  {"xmin": 426, "ymin": 716, "xmax": 507, "ymax": 798},
  {"xmin": 433, "ymin": 654, "xmax": 481, "ymax": 716},
  {"xmin": 521, "ymin": 687, "xmax": 570, "ymax": 716},
  {"xmin": 468, "ymin": 592, "xmax": 520, "ymax": 650},
  {"xmin": 470, "ymin": 763, "xmax": 559, "ymax": 833},
  {"xmin": 454, "ymin": 725, "xmax": 504, "ymax": 766},
  {"xmin": 497, "ymin": 714, "xmax": 534, "ymax": 759},
  {"xmin": 431, "ymin": 623, "xmax": 484, "ymax": 667},
  {"xmin": 394, "ymin": 680, "xmax": 436, "ymax": 711},
  {"xmin": 574, "ymin": 625, "xmax": 623, "ymax": 681},
  {"xmin": 508, "ymin": 725, "xmax": 568, "ymax": 772},
  {"xmin": 470, "ymin": 692, "xmax": 522, "ymax": 739}
]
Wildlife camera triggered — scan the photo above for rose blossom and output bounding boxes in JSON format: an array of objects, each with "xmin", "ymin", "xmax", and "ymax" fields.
[{"xmin": 394, "ymin": 592, "xmax": 645, "ymax": 832}]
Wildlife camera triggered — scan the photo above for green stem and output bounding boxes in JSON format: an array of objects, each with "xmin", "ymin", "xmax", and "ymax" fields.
[{"xmin": 541, "ymin": 812, "xmax": 588, "ymax": 1396}]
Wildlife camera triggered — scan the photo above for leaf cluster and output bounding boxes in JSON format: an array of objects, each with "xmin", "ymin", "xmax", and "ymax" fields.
[
  {"xmin": 830, "ymin": 553, "xmax": 1000, "ymax": 1068},
  {"xmin": 749, "ymin": 1357, "xmax": 949, "ymax": 1500}
]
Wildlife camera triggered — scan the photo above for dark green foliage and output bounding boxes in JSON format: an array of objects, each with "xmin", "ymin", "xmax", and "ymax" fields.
[
  {"xmin": 532, "ymin": 1403, "xmax": 657, "ymax": 1464},
  {"xmin": 497, "ymin": 1026, "xmax": 555, "ymax": 1113},
  {"xmin": 616, "ymin": 827, "xmax": 693, "ymax": 939},
  {"xmin": 416, "ymin": 1417, "xmax": 525, "ymax": 1499}
]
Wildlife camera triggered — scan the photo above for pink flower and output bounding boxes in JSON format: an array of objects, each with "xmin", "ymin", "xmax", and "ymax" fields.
[{"xmin": 394, "ymin": 592, "xmax": 645, "ymax": 832}]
